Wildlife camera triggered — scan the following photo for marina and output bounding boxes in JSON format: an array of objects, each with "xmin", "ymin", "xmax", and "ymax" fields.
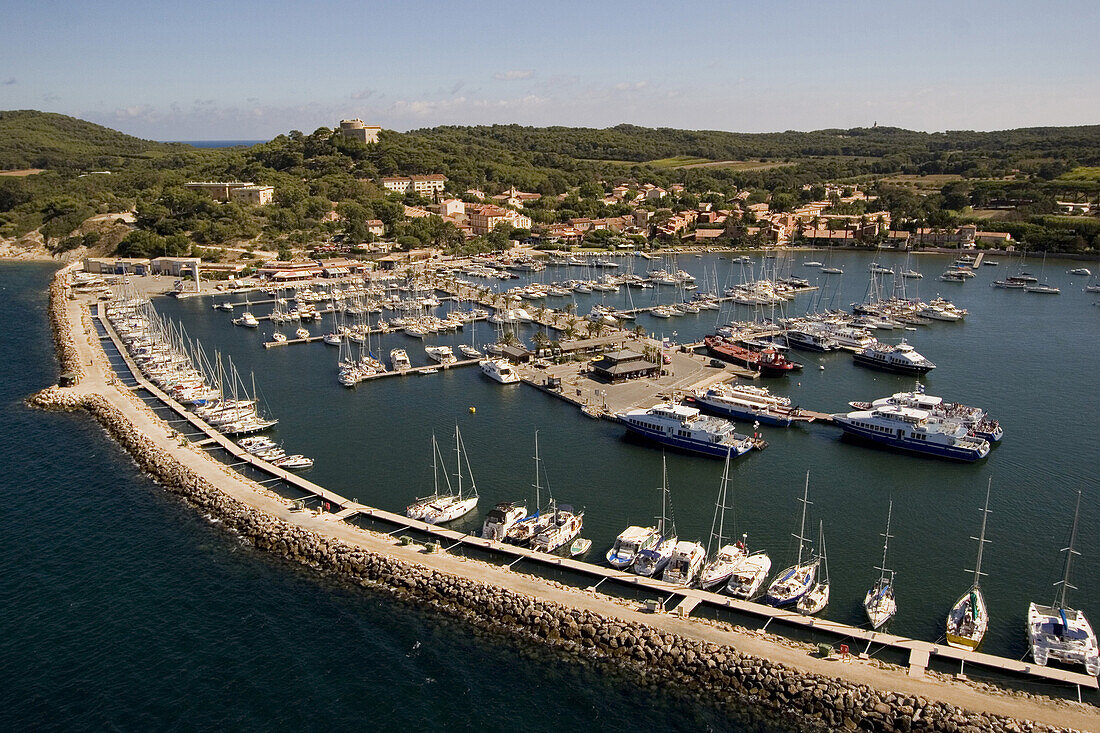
[{"xmin": 77, "ymin": 250, "xmax": 1100, "ymax": 704}]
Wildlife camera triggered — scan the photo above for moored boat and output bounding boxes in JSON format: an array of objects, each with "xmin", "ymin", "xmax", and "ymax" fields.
[
  {"xmin": 852, "ymin": 340, "xmax": 935, "ymax": 375},
  {"xmin": 616, "ymin": 402, "xmax": 758, "ymax": 459},
  {"xmin": 480, "ymin": 358, "xmax": 521, "ymax": 384},
  {"xmin": 765, "ymin": 473, "xmax": 818, "ymax": 607},
  {"xmin": 687, "ymin": 382, "xmax": 801, "ymax": 428},
  {"xmin": 946, "ymin": 481, "xmax": 992, "ymax": 651},
  {"xmin": 832, "ymin": 405, "xmax": 990, "ymax": 461},
  {"xmin": 864, "ymin": 502, "xmax": 897, "ymax": 629}
]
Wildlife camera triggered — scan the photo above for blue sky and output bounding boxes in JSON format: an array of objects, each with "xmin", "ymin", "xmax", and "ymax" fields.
[{"xmin": 1, "ymin": 0, "xmax": 1097, "ymax": 139}]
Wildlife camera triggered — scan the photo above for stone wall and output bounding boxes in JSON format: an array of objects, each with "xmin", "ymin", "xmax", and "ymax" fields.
[
  {"xmin": 25, "ymin": 384, "xmax": 1082, "ymax": 733},
  {"xmin": 47, "ymin": 268, "xmax": 84, "ymax": 381}
]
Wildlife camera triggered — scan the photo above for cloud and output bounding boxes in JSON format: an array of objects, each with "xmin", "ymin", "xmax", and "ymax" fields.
[
  {"xmin": 350, "ymin": 88, "xmax": 375, "ymax": 100},
  {"xmin": 493, "ymin": 69, "xmax": 532, "ymax": 81},
  {"xmin": 1, "ymin": 77, "xmax": 15, "ymax": 86},
  {"xmin": 613, "ymin": 81, "xmax": 649, "ymax": 91}
]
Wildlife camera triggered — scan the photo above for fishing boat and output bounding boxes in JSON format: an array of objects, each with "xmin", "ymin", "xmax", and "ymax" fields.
[
  {"xmin": 704, "ymin": 336, "xmax": 803, "ymax": 376},
  {"xmin": 765, "ymin": 473, "xmax": 818, "ymax": 607},
  {"xmin": 633, "ymin": 457, "xmax": 678, "ymax": 577},
  {"xmin": 797, "ymin": 523, "xmax": 830, "ymax": 615},
  {"xmin": 946, "ymin": 481, "xmax": 992, "ymax": 650},
  {"xmin": 406, "ymin": 429, "xmax": 479, "ymax": 525},
  {"xmin": 1027, "ymin": 491, "xmax": 1099, "ymax": 676},
  {"xmin": 616, "ymin": 402, "xmax": 758, "ymax": 459},
  {"xmin": 725, "ymin": 541, "xmax": 771, "ymax": 599},
  {"xmin": 482, "ymin": 501, "xmax": 528, "ymax": 541},
  {"xmin": 531, "ymin": 504, "xmax": 584, "ymax": 553},
  {"xmin": 480, "ymin": 358, "xmax": 520, "ymax": 384},
  {"xmin": 606, "ymin": 525, "xmax": 660, "ymax": 570},
  {"xmin": 698, "ymin": 449, "xmax": 747, "ymax": 589},
  {"xmin": 864, "ymin": 501, "xmax": 897, "ymax": 629},
  {"xmin": 852, "ymin": 340, "xmax": 935, "ymax": 375},
  {"xmin": 832, "ymin": 405, "xmax": 991, "ymax": 461},
  {"xmin": 686, "ymin": 383, "xmax": 801, "ymax": 427},
  {"xmin": 390, "ymin": 348, "xmax": 412, "ymax": 371}
]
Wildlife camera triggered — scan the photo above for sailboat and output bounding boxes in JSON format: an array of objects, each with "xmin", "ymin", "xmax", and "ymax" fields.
[
  {"xmin": 504, "ymin": 432, "xmax": 558, "ymax": 546},
  {"xmin": 946, "ymin": 480, "xmax": 992, "ymax": 650},
  {"xmin": 1026, "ymin": 252, "xmax": 1061, "ymax": 294},
  {"xmin": 797, "ymin": 522, "xmax": 830, "ymax": 615},
  {"xmin": 406, "ymin": 427, "xmax": 479, "ymax": 524},
  {"xmin": 698, "ymin": 448, "xmax": 747, "ymax": 589},
  {"xmin": 1027, "ymin": 490, "xmax": 1099, "ymax": 676},
  {"xmin": 864, "ymin": 501, "xmax": 897, "ymax": 629},
  {"xmin": 633, "ymin": 456, "xmax": 678, "ymax": 577},
  {"xmin": 765, "ymin": 472, "xmax": 818, "ymax": 607}
]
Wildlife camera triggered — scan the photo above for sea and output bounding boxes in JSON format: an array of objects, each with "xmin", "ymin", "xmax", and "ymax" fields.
[{"xmin": 1, "ymin": 251, "xmax": 1097, "ymax": 728}]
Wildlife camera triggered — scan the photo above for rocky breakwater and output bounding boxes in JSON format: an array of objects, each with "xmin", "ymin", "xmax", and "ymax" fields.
[
  {"xmin": 47, "ymin": 267, "xmax": 84, "ymax": 381},
  {"xmin": 22, "ymin": 396, "xmax": 1085, "ymax": 732}
]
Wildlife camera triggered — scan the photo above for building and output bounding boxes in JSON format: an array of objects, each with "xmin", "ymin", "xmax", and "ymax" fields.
[
  {"xmin": 366, "ymin": 219, "xmax": 384, "ymax": 237},
  {"xmin": 381, "ymin": 175, "xmax": 447, "ymax": 196},
  {"xmin": 491, "ymin": 186, "xmax": 542, "ymax": 208},
  {"xmin": 184, "ymin": 181, "xmax": 274, "ymax": 205},
  {"xmin": 255, "ymin": 260, "xmax": 324, "ymax": 280},
  {"xmin": 338, "ymin": 119, "xmax": 381, "ymax": 144},
  {"xmin": 589, "ymin": 349, "xmax": 658, "ymax": 383},
  {"xmin": 150, "ymin": 256, "xmax": 201, "ymax": 276},
  {"xmin": 82, "ymin": 257, "xmax": 151, "ymax": 275},
  {"xmin": 466, "ymin": 204, "xmax": 530, "ymax": 234}
]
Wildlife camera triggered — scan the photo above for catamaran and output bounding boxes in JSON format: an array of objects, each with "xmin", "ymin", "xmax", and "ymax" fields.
[
  {"xmin": 1027, "ymin": 490, "xmax": 1099, "ymax": 676},
  {"xmin": 946, "ymin": 480, "xmax": 992, "ymax": 650},
  {"xmin": 864, "ymin": 501, "xmax": 897, "ymax": 629},
  {"xmin": 765, "ymin": 473, "xmax": 818, "ymax": 607}
]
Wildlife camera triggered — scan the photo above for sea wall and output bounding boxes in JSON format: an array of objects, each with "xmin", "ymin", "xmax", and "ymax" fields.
[
  {"xmin": 25, "ymin": 384, "xmax": 1081, "ymax": 733},
  {"xmin": 47, "ymin": 268, "xmax": 85, "ymax": 381}
]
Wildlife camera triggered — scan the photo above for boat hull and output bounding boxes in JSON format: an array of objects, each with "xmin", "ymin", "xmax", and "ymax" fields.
[
  {"xmin": 836, "ymin": 422, "xmax": 989, "ymax": 461},
  {"xmin": 619, "ymin": 420, "xmax": 752, "ymax": 458},
  {"xmin": 852, "ymin": 353, "xmax": 935, "ymax": 375},
  {"xmin": 689, "ymin": 396, "xmax": 794, "ymax": 427}
]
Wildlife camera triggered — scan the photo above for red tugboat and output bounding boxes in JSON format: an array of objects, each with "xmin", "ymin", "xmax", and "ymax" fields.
[{"xmin": 704, "ymin": 336, "xmax": 803, "ymax": 376}]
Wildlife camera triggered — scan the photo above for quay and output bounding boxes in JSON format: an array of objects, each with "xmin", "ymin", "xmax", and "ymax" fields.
[{"xmin": 86, "ymin": 301, "xmax": 1100, "ymax": 702}]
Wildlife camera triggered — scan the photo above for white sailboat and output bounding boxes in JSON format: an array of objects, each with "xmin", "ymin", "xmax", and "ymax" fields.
[
  {"xmin": 505, "ymin": 432, "xmax": 557, "ymax": 546},
  {"xmin": 1027, "ymin": 490, "xmax": 1099, "ymax": 676},
  {"xmin": 633, "ymin": 456, "xmax": 677, "ymax": 577},
  {"xmin": 698, "ymin": 448, "xmax": 747, "ymax": 589},
  {"xmin": 864, "ymin": 501, "xmax": 897, "ymax": 629},
  {"xmin": 797, "ymin": 522, "xmax": 830, "ymax": 615},
  {"xmin": 406, "ymin": 428, "xmax": 479, "ymax": 525},
  {"xmin": 765, "ymin": 472, "xmax": 818, "ymax": 607},
  {"xmin": 946, "ymin": 480, "xmax": 992, "ymax": 650}
]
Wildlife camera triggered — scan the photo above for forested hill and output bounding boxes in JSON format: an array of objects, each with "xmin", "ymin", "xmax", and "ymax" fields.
[{"xmin": 0, "ymin": 110, "xmax": 191, "ymax": 170}]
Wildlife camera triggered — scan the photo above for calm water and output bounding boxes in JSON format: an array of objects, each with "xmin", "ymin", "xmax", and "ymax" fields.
[
  {"xmin": 154, "ymin": 251, "xmax": 1099, "ymax": 664},
  {"xmin": 0, "ymin": 263, "xmax": 788, "ymax": 731}
]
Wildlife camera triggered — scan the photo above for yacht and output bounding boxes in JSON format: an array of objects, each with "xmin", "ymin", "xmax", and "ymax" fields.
[
  {"xmin": 1069, "ymin": 267, "xmax": 1091, "ymax": 276},
  {"xmin": 480, "ymin": 359, "xmax": 521, "ymax": 384},
  {"xmin": 815, "ymin": 323, "xmax": 876, "ymax": 351},
  {"xmin": 459, "ymin": 344, "xmax": 483, "ymax": 359},
  {"xmin": 852, "ymin": 340, "xmax": 936, "ymax": 375},
  {"xmin": 726, "ymin": 545, "xmax": 772, "ymax": 599},
  {"xmin": 698, "ymin": 449, "xmax": 747, "ymax": 589},
  {"xmin": 802, "ymin": 261, "xmax": 823, "ymax": 267},
  {"xmin": 424, "ymin": 345, "xmax": 457, "ymax": 365},
  {"xmin": 783, "ymin": 328, "xmax": 840, "ymax": 352},
  {"xmin": 482, "ymin": 502, "xmax": 527, "ymax": 541},
  {"xmin": 765, "ymin": 474, "xmax": 818, "ymax": 608},
  {"xmin": 1027, "ymin": 491, "xmax": 1099, "ymax": 676},
  {"xmin": 864, "ymin": 502, "xmax": 897, "ymax": 629},
  {"xmin": 832, "ymin": 405, "xmax": 991, "ymax": 461},
  {"xmin": 616, "ymin": 402, "xmax": 757, "ymax": 459},
  {"xmin": 687, "ymin": 383, "xmax": 800, "ymax": 427},
  {"xmin": 946, "ymin": 482, "xmax": 992, "ymax": 651},
  {"xmin": 662, "ymin": 541, "xmax": 706, "ymax": 586},
  {"xmin": 796, "ymin": 523, "xmax": 830, "ymax": 616},
  {"xmin": 271, "ymin": 331, "xmax": 287, "ymax": 343},
  {"xmin": 1025, "ymin": 283, "xmax": 1061, "ymax": 294},
  {"xmin": 531, "ymin": 505, "xmax": 584, "ymax": 553},
  {"xmin": 901, "ymin": 269, "xmax": 923, "ymax": 279},
  {"xmin": 390, "ymin": 348, "xmax": 412, "ymax": 371},
  {"xmin": 849, "ymin": 384, "xmax": 1002, "ymax": 442},
  {"xmin": 233, "ymin": 312, "xmax": 259, "ymax": 328},
  {"xmin": 406, "ymin": 429, "xmax": 479, "ymax": 525},
  {"xmin": 606, "ymin": 525, "xmax": 659, "ymax": 570},
  {"xmin": 821, "ymin": 266, "xmax": 844, "ymax": 274}
]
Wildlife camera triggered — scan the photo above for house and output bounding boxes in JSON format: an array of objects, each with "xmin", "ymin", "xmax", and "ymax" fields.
[
  {"xmin": 467, "ymin": 204, "xmax": 530, "ymax": 234},
  {"xmin": 184, "ymin": 181, "xmax": 274, "ymax": 205},
  {"xmin": 491, "ymin": 186, "xmax": 541, "ymax": 207},
  {"xmin": 437, "ymin": 199, "xmax": 465, "ymax": 217},
  {"xmin": 366, "ymin": 219, "xmax": 384, "ymax": 237},
  {"xmin": 381, "ymin": 175, "xmax": 447, "ymax": 196},
  {"xmin": 589, "ymin": 349, "xmax": 658, "ymax": 383},
  {"xmin": 645, "ymin": 186, "xmax": 668, "ymax": 201},
  {"xmin": 975, "ymin": 231, "xmax": 1013, "ymax": 246}
]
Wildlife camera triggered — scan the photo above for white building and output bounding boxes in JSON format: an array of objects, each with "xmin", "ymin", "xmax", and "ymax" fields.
[
  {"xmin": 381, "ymin": 175, "xmax": 447, "ymax": 196},
  {"xmin": 338, "ymin": 118, "xmax": 381, "ymax": 144}
]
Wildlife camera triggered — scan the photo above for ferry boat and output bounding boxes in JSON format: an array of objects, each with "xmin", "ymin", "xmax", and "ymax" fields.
[
  {"xmin": 704, "ymin": 336, "xmax": 803, "ymax": 376},
  {"xmin": 852, "ymin": 340, "xmax": 935, "ymax": 375},
  {"xmin": 849, "ymin": 385, "xmax": 1002, "ymax": 442},
  {"xmin": 616, "ymin": 403, "xmax": 758, "ymax": 459},
  {"xmin": 686, "ymin": 383, "xmax": 801, "ymax": 427},
  {"xmin": 1028, "ymin": 491, "xmax": 1099, "ymax": 676},
  {"xmin": 606, "ymin": 525, "xmax": 660, "ymax": 570},
  {"xmin": 832, "ymin": 405, "xmax": 991, "ymax": 461},
  {"xmin": 480, "ymin": 358, "xmax": 520, "ymax": 384}
]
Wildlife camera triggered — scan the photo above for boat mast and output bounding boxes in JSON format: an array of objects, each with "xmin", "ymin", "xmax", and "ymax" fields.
[
  {"xmin": 658, "ymin": 454, "xmax": 668, "ymax": 537},
  {"xmin": 532, "ymin": 431, "xmax": 542, "ymax": 512},
  {"xmin": 966, "ymin": 479, "xmax": 992, "ymax": 590},
  {"xmin": 1054, "ymin": 489, "xmax": 1083, "ymax": 611},
  {"xmin": 706, "ymin": 448, "xmax": 733, "ymax": 558},
  {"xmin": 794, "ymin": 472, "xmax": 812, "ymax": 566},
  {"xmin": 454, "ymin": 425, "xmax": 462, "ymax": 500},
  {"xmin": 877, "ymin": 500, "xmax": 894, "ymax": 586},
  {"xmin": 817, "ymin": 521, "xmax": 829, "ymax": 584}
]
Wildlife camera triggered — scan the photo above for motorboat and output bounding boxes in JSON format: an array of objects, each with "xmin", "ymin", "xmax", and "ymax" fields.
[
  {"xmin": 531, "ymin": 504, "xmax": 584, "ymax": 553},
  {"xmin": 661, "ymin": 540, "xmax": 706, "ymax": 585},
  {"xmin": 482, "ymin": 502, "xmax": 528, "ymax": 541},
  {"xmin": 424, "ymin": 345, "xmax": 457, "ymax": 365},
  {"xmin": 783, "ymin": 328, "xmax": 840, "ymax": 352},
  {"xmin": 726, "ymin": 548, "xmax": 771, "ymax": 599},
  {"xmin": 605, "ymin": 525, "xmax": 659, "ymax": 570},
  {"xmin": 864, "ymin": 502, "xmax": 897, "ymax": 629},
  {"xmin": 480, "ymin": 359, "xmax": 520, "ymax": 384},
  {"xmin": 233, "ymin": 312, "xmax": 259, "ymax": 328},
  {"xmin": 390, "ymin": 348, "xmax": 412, "ymax": 371},
  {"xmin": 459, "ymin": 344, "xmax": 483, "ymax": 359}
]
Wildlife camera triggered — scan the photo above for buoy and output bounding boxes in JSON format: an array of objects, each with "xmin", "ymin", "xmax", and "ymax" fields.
[
  {"xmin": 819, "ymin": 365, "xmax": 825, "ymax": 371},
  {"xmin": 469, "ymin": 406, "xmax": 476, "ymax": 413}
]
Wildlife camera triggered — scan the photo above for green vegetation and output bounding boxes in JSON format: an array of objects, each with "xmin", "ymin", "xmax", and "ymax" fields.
[{"xmin": 1, "ymin": 110, "xmax": 1099, "ymax": 257}]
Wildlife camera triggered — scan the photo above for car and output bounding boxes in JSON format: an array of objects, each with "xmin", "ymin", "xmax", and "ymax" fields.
[{"xmin": 709, "ymin": 358, "xmax": 725, "ymax": 368}]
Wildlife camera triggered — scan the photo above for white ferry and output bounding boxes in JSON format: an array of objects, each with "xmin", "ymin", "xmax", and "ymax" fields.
[
  {"xmin": 480, "ymin": 359, "xmax": 521, "ymax": 384},
  {"xmin": 616, "ymin": 403, "xmax": 757, "ymax": 459},
  {"xmin": 687, "ymin": 383, "xmax": 800, "ymax": 428},
  {"xmin": 783, "ymin": 328, "xmax": 840, "ymax": 352},
  {"xmin": 832, "ymin": 405, "xmax": 990, "ymax": 461},
  {"xmin": 852, "ymin": 340, "xmax": 935, "ymax": 375},
  {"xmin": 850, "ymin": 385, "xmax": 1002, "ymax": 442}
]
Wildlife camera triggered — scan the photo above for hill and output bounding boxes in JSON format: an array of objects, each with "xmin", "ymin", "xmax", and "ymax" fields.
[{"xmin": 0, "ymin": 110, "xmax": 190, "ymax": 170}]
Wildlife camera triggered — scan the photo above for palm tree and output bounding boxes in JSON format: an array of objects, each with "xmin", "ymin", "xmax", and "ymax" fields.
[
  {"xmin": 562, "ymin": 324, "xmax": 578, "ymax": 341},
  {"xmin": 532, "ymin": 330, "xmax": 550, "ymax": 353},
  {"xmin": 632, "ymin": 324, "xmax": 646, "ymax": 339}
]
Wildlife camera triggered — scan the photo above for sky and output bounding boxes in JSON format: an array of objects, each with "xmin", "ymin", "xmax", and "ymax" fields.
[{"xmin": 1, "ymin": 0, "xmax": 1098, "ymax": 140}]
